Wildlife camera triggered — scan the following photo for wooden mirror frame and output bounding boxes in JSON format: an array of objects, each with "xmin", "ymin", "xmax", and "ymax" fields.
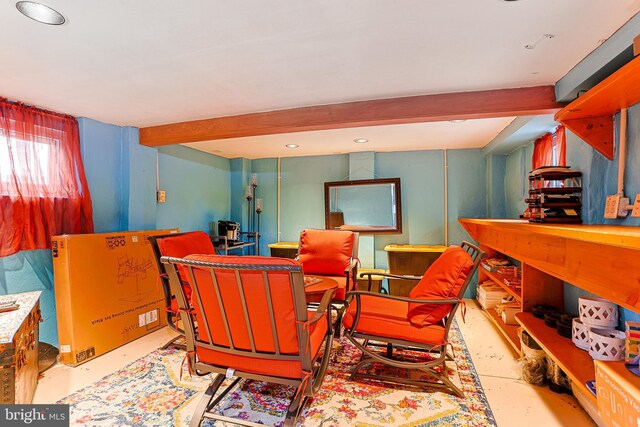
[{"xmin": 324, "ymin": 178, "xmax": 402, "ymax": 234}]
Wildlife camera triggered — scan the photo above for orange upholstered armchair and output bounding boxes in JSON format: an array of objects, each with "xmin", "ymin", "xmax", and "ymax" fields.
[
  {"xmin": 148, "ymin": 231, "xmax": 216, "ymax": 347},
  {"xmin": 297, "ymin": 229, "xmax": 359, "ymax": 330},
  {"xmin": 342, "ymin": 241, "xmax": 485, "ymax": 397},
  {"xmin": 161, "ymin": 254, "xmax": 334, "ymax": 427}
]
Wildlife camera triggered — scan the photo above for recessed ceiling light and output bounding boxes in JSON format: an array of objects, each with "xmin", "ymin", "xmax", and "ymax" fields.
[
  {"xmin": 285, "ymin": 144, "xmax": 299, "ymax": 148},
  {"xmin": 449, "ymin": 119, "xmax": 466, "ymax": 123},
  {"xmin": 353, "ymin": 138, "xmax": 368, "ymax": 143},
  {"xmin": 16, "ymin": 1, "xmax": 65, "ymax": 25}
]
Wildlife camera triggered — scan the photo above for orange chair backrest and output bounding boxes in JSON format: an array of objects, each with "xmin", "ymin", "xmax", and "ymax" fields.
[
  {"xmin": 407, "ymin": 245, "xmax": 473, "ymax": 326},
  {"xmin": 185, "ymin": 254, "xmax": 304, "ymax": 354},
  {"xmin": 298, "ymin": 229, "xmax": 355, "ymax": 276},
  {"xmin": 157, "ymin": 231, "xmax": 215, "ymax": 279}
]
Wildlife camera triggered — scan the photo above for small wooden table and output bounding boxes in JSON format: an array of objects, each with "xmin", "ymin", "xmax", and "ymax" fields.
[{"xmin": 304, "ymin": 276, "xmax": 338, "ymax": 303}]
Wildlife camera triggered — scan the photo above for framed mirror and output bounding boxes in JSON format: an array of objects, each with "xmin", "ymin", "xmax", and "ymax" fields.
[{"xmin": 324, "ymin": 178, "xmax": 401, "ymax": 234}]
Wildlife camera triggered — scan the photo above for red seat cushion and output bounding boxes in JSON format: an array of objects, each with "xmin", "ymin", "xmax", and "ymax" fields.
[
  {"xmin": 184, "ymin": 255, "xmax": 329, "ymax": 379},
  {"xmin": 407, "ymin": 246, "xmax": 473, "ymax": 326},
  {"xmin": 343, "ymin": 295, "xmax": 446, "ymax": 345},
  {"xmin": 298, "ymin": 229, "xmax": 355, "ymax": 276},
  {"xmin": 197, "ymin": 309, "xmax": 328, "ymax": 379}
]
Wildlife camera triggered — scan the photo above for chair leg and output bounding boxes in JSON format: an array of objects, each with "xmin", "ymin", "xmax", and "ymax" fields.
[
  {"xmin": 161, "ymin": 335, "xmax": 185, "ymax": 350},
  {"xmin": 189, "ymin": 374, "xmax": 225, "ymax": 427},
  {"xmin": 347, "ymin": 336, "xmax": 464, "ymax": 397},
  {"xmin": 284, "ymin": 391, "xmax": 310, "ymax": 427},
  {"xmin": 312, "ymin": 329, "xmax": 334, "ymax": 394}
]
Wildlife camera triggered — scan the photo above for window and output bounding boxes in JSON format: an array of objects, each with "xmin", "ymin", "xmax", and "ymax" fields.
[
  {"xmin": 0, "ymin": 99, "xmax": 94, "ymax": 257},
  {"xmin": 532, "ymin": 125, "xmax": 566, "ymax": 170}
]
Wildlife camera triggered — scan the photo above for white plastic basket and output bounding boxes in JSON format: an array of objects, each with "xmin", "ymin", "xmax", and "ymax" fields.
[
  {"xmin": 572, "ymin": 318, "xmax": 590, "ymax": 351},
  {"xmin": 579, "ymin": 297, "xmax": 618, "ymax": 328},
  {"xmin": 588, "ymin": 327, "xmax": 625, "ymax": 361}
]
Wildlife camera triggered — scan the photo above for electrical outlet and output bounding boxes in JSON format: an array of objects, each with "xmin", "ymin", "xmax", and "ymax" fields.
[
  {"xmin": 618, "ymin": 197, "xmax": 630, "ymax": 218},
  {"xmin": 157, "ymin": 190, "xmax": 166, "ymax": 203},
  {"xmin": 632, "ymin": 195, "xmax": 640, "ymax": 218},
  {"xmin": 604, "ymin": 194, "xmax": 621, "ymax": 219}
]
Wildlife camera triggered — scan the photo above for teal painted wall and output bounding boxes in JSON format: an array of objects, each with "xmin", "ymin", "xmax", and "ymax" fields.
[
  {"xmin": 251, "ymin": 158, "xmax": 279, "ymax": 256},
  {"xmin": 79, "ymin": 118, "xmax": 128, "ymax": 232},
  {"xmin": 504, "ymin": 145, "xmax": 531, "ymax": 219},
  {"xmin": 486, "ymin": 154, "xmax": 507, "ymax": 218},
  {"xmin": 447, "ymin": 149, "xmax": 488, "ymax": 247},
  {"xmin": 280, "ymin": 155, "xmax": 350, "ymax": 241},
  {"xmin": 0, "ymin": 251, "xmax": 56, "ymax": 345},
  {"xmin": 156, "ymin": 145, "xmax": 231, "ymax": 233},
  {"xmin": 503, "ymin": 104, "xmax": 640, "ymax": 325},
  {"xmin": 375, "ymin": 149, "xmax": 487, "ymax": 297}
]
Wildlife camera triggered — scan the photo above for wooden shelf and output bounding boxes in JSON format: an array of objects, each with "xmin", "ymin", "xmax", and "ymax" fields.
[
  {"xmin": 481, "ymin": 267, "xmax": 521, "ymax": 301},
  {"xmin": 555, "ymin": 54, "xmax": 640, "ymax": 160},
  {"xmin": 459, "ymin": 219, "xmax": 640, "ymax": 312},
  {"xmin": 460, "ymin": 218, "xmax": 640, "ymax": 424},
  {"xmin": 516, "ymin": 312, "xmax": 596, "ymax": 405},
  {"xmin": 477, "ymin": 302, "xmax": 521, "ymax": 355}
]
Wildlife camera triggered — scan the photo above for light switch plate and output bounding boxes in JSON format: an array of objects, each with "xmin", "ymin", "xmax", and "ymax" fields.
[
  {"xmin": 605, "ymin": 194, "xmax": 621, "ymax": 219},
  {"xmin": 632, "ymin": 195, "xmax": 640, "ymax": 218}
]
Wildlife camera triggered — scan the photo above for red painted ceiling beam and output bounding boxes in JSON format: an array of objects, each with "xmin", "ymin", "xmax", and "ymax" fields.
[{"xmin": 140, "ymin": 85, "xmax": 563, "ymax": 147}]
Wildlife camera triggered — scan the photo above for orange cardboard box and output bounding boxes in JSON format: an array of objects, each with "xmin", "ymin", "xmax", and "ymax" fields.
[
  {"xmin": 52, "ymin": 229, "xmax": 178, "ymax": 366},
  {"xmin": 596, "ymin": 360, "xmax": 640, "ymax": 427}
]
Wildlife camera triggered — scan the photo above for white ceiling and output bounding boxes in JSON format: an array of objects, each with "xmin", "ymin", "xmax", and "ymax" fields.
[
  {"xmin": 185, "ymin": 117, "xmax": 517, "ymax": 159},
  {"xmin": 1, "ymin": 0, "xmax": 639, "ymax": 158}
]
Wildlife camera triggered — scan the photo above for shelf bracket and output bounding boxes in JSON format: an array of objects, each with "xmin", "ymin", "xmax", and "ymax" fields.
[{"xmin": 562, "ymin": 116, "xmax": 614, "ymax": 160}]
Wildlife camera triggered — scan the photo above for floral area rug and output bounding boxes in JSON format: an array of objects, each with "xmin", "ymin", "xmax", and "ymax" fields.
[{"xmin": 59, "ymin": 322, "xmax": 496, "ymax": 426}]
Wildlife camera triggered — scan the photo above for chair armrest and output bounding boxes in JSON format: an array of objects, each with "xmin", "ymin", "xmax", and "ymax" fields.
[
  {"xmin": 346, "ymin": 290, "xmax": 459, "ymax": 305},
  {"xmin": 308, "ymin": 288, "xmax": 335, "ymax": 324},
  {"xmin": 358, "ymin": 272, "xmax": 423, "ymax": 281},
  {"xmin": 344, "ymin": 258, "xmax": 358, "ymax": 274}
]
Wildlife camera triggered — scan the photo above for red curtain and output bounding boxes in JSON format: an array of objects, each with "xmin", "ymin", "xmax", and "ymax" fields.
[
  {"xmin": 532, "ymin": 125, "xmax": 566, "ymax": 169},
  {"xmin": 0, "ymin": 98, "xmax": 94, "ymax": 257},
  {"xmin": 555, "ymin": 125, "xmax": 566, "ymax": 166}
]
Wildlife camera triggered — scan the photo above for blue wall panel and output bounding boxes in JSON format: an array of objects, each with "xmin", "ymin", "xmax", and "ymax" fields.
[
  {"xmin": 251, "ymin": 158, "xmax": 279, "ymax": 256},
  {"xmin": 156, "ymin": 145, "xmax": 230, "ymax": 233},
  {"xmin": 374, "ymin": 150, "xmax": 445, "ymax": 267},
  {"xmin": 78, "ymin": 118, "xmax": 126, "ymax": 232},
  {"xmin": 0, "ymin": 251, "xmax": 56, "ymax": 345},
  {"xmin": 280, "ymin": 155, "xmax": 349, "ymax": 241}
]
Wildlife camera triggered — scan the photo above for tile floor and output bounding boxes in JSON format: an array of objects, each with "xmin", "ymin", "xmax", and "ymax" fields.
[{"xmin": 34, "ymin": 301, "xmax": 597, "ymax": 426}]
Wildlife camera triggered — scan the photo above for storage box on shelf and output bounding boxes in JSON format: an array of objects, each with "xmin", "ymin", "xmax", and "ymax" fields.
[
  {"xmin": 476, "ymin": 255, "xmax": 524, "ymax": 353},
  {"xmin": 596, "ymin": 360, "xmax": 640, "ymax": 426},
  {"xmin": 526, "ymin": 169, "xmax": 582, "ymax": 224},
  {"xmin": 459, "ymin": 218, "xmax": 640, "ymax": 409}
]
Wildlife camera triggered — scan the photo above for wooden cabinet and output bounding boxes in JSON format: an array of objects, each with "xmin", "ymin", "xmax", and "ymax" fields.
[
  {"xmin": 459, "ymin": 219, "xmax": 640, "ymax": 406},
  {"xmin": 0, "ymin": 291, "xmax": 41, "ymax": 404}
]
